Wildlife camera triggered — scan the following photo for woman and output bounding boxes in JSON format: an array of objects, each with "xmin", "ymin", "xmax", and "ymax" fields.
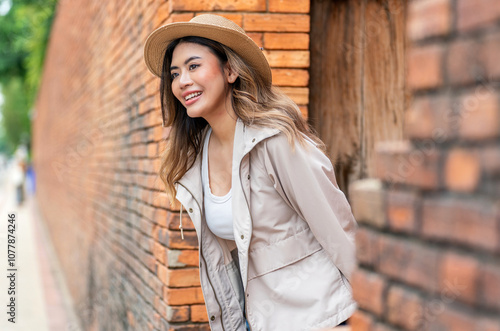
[{"xmin": 144, "ymin": 14, "xmax": 357, "ymax": 331}]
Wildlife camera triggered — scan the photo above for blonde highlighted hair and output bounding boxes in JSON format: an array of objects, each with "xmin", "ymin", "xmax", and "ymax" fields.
[{"xmin": 159, "ymin": 36, "xmax": 324, "ymax": 200}]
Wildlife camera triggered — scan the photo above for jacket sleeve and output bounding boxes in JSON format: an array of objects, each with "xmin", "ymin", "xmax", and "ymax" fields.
[{"xmin": 261, "ymin": 133, "xmax": 358, "ymax": 282}]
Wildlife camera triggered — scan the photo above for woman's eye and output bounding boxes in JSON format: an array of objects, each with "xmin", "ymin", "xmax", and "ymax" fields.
[
  {"xmin": 171, "ymin": 72, "xmax": 178, "ymax": 80},
  {"xmin": 189, "ymin": 64, "xmax": 199, "ymax": 70}
]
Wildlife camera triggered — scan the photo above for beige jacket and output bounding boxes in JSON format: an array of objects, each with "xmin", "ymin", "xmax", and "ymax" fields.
[{"xmin": 176, "ymin": 120, "xmax": 358, "ymax": 331}]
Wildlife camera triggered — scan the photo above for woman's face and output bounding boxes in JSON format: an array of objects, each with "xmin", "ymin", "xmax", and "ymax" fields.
[{"xmin": 170, "ymin": 42, "xmax": 237, "ymax": 121}]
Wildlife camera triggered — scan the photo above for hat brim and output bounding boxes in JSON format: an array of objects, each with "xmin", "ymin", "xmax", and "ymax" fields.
[{"xmin": 143, "ymin": 22, "xmax": 272, "ymax": 86}]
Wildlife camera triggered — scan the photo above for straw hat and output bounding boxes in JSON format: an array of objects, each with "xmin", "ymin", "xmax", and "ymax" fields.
[{"xmin": 143, "ymin": 14, "xmax": 272, "ymax": 86}]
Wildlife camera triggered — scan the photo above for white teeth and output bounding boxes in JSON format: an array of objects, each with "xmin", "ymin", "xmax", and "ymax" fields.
[{"xmin": 185, "ymin": 92, "xmax": 202, "ymax": 101}]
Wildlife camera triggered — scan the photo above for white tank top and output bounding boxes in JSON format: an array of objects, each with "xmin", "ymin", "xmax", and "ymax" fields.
[{"xmin": 202, "ymin": 129, "xmax": 234, "ymax": 240}]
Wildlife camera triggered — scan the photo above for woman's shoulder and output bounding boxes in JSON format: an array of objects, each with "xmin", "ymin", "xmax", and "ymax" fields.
[{"xmin": 261, "ymin": 129, "xmax": 321, "ymax": 153}]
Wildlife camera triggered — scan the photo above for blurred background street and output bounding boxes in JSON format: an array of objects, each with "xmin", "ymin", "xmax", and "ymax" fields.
[{"xmin": 0, "ymin": 161, "xmax": 81, "ymax": 331}]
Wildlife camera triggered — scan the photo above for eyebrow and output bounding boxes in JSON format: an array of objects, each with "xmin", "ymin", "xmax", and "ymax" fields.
[{"xmin": 170, "ymin": 56, "xmax": 202, "ymax": 71}]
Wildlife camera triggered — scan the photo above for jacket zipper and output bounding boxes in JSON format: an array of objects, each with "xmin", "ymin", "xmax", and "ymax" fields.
[
  {"xmin": 176, "ymin": 182, "xmax": 226, "ymax": 331},
  {"xmin": 239, "ymin": 155, "xmax": 254, "ymax": 331}
]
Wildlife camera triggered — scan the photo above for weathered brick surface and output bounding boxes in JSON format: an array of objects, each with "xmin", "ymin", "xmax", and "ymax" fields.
[
  {"xmin": 352, "ymin": 269, "xmax": 387, "ymax": 316},
  {"xmin": 263, "ymin": 32, "xmax": 309, "ymax": 49},
  {"xmin": 243, "ymin": 13, "xmax": 310, "ymax": 32},
  {"xmin": 268, "ymin": 0, "xmax": 309, "ymax": 13},
  {"xmin": 422, "ymin": 196, "xmax": 499, "ymax": 252},
  {"xmin": 386, "ymin": 189, "xmax": 419, "ymax": 233},
  {"xmin": 352, "ymin": 1, "xmax": 500, "ymax": 330},
  {"xmin": 33, "ymin": 0, "xmax": 310, "ymax": 330},
  {"xmin": 444, "ymin": 148, "xmax": 481, "ymax": 192},
  {"xmin": 404, "ymin": 93, "xmax": 453, "ymax": 141},
  {"xmin": 407, "ymin": 0, "xmax": 451, "ymax": 41},
  {"xmin": 407, "ymin": 44, "xmax": 444, "ymax": 90},
  {"xmin": 439, "ymin": 252, "xmax": 480, "ymax": 306},
  {"xmin": 457, "ymin": 0, "xmax": 500, "ymax": 32}
]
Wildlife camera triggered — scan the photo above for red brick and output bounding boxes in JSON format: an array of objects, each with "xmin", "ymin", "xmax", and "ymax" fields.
[
  {"xmin": 407, "ymin": 0, "xmax": 451, "ymax": 41},
  {"xmin": 154, "ymin": 1, "xmax": 172, "ymax": 27},
  {"xmin": 263, "ymin": 33, "xmax": 309, "ymax": 50},
  {"xmin": 404, "ymin": 94, "xmax": 453, "ymax": 141},
  {"xmin": 457, "ymin": 88, "xmax": 500, "ymax": 140},
  {"xmin": 479, "ymin": 263, "xmax": 500, "ymax": 311},
  {"xmin": 191, "ymin": 304, "xmax": 209, "ymax": 322},
  {"xmin": 377, "ymin": 235, "xmax": 440, "ymax": 293},
  {"xmin": 351, "ymin": 269, "xmax": 387, "ymax": 316},
  {"xmin": 147, "ymin": 142, "xmax": 158, "ymax": 157},
  {"xmin": 153, "ymin": 208, "xmax": 168, "ymax": 227},
  {"xmin": 386, "ymin": 190, "xmax": 419, "ymax": 233},
  {"xmin": 386, "ymin": 285, "xmax": 424, "ymax": 331},
  {"xmin": 457, "ymin": 0, "xmax": 500, "ymax": 32},
  {"xmin": 167, "ymin": 13, "xmax": 194, "ymax": 24},
  {"xmin": 145, "ymin": 109, "xmax": 164, "ymax": 127},
  {"xmin": 479, "ymin": 32, "xmax": 500, "ymax": 81},
  {"xmin": 246, "ymin": 32, "xmax": 263, "ymax": 48},
  {"xmin": 350, "ymin": 179, "xmax": 386, "ymax": 228},
  {"xmin": 407, "ymin": 44, "xmax": 444, "ymax": 90},
  {"xmin": 161, "ymin": 230, "xmax": 198, "ymax": 249},
  {"xmin": 271, "ymin": 68, "xmax": 309, "ymax": 86},
  {"xmin": 444, "ymin": 148, "xmax": 481, "ymax": 192},
  {"xmin": 439, "ymin": 252, "xmax": 479, "ymax": 306},
  {"xmin": 263, "ymin": 50, "xmax": 309, "ymax": 68},
  {"xmin": 446, "ymin": 38, "xmax": 478, "ymax": 86},
  {"xmin": 197, "ymin": 13, "xmax": 243, "ymax": 27},
  {"xmin": 481, "ymin": 145, "xmax": 500, "ymax": 176},
  {"xmin": 278, "ymin": 87, "xmax": 309, "ymax": 105},
  {"xmin": 166, "ymin": 268, "xmax": 200, "ymax": 287},
  {"xmin": 422, "ymin": 197, "xmax": 499, "ymax": 252},
  {"xmin": 158, "ymin": 263, "xmax": 168, "ymax": 285},
  {"xmin": 298, "ymin": 105, "xmax": 307, "ymax": 118},
  {"xmin": 167, "ymin": 249, "xmax": 199, "ymax": 268},
  {"xmin": 154, "ymin": 242, "xmax": 166, "ymax": 264},
  {"xmin": 355, "ymin": 227, "xmax": 379, "ymax": 267},
  {"xmin": 167, "ymin": 213, "xmax": 195, "ymax": 231},
  {"xmin": 269, "ymin": 0, "xmax": 309, "ymax": 13},
  {"xmin": 349, "ymin": 311, "xmax": 375, "ymax": 331},
  {"xmin": 164, "ymin": 287, "xmax": 205, "ymax": 305},
  {"xmin": 243, "ymin": 14, "xmax": 310, "ymax": 32},
  {"xmin": 430, "ymin": 305, "xmax": 476, "ymax": 331},
  {"xmin": 166, "ymin": 305, "xmax": 189, "ymax": 322},
  {"xmin": 171, "ymin": 0, "xmax": 265, "ymax": 12},
  {"xmin": 376, "ymin": 141, "xmax": 442, "ymax": 190},
  {"xmin": 152, "ymin": 126, "xmax": 166, "ymax": 146}
]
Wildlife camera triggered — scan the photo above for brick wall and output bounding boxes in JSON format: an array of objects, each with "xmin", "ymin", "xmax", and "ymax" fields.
[
  {"xmin": 350, "ymin": 0, "xmax": 500, "ymax": 330},
  {"xmin": 33, "ymin": 0, "xmax": 309, "ymax": 330}
]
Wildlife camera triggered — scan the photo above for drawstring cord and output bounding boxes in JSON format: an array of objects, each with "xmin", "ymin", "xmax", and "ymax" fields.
[{"xmin": 179, "ymin": 204, "xmax": 184, "ymax": 240}]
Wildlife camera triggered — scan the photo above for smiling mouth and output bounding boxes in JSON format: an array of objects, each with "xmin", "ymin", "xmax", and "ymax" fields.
[{"xmin": 185, "ymin": 92, "xmax": 202, "ymax": 101}]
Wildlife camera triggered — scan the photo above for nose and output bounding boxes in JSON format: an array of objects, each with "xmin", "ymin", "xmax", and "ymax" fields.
[{"xmin": 178, "ymin": 70, "xmax": 193, "ymax": 89}]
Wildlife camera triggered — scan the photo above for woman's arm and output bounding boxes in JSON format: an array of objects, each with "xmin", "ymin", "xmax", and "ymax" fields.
[{"xmin": 261, "ymin": 133, "xmax": 358, "ymax": 281}]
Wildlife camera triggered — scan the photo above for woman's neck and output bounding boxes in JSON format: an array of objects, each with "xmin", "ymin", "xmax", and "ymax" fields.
[
  {"xmin": 208, "ymin": 113, "xmax": 237, "ymax": 147},
  {"xmin": 205, "ymin": 98, "xmax": 237, "ymax": 147}
]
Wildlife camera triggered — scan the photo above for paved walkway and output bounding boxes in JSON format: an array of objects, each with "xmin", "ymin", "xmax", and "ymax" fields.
[{"xmin": 0, "ymin": 163, "xmax": 81, "ymax": 331}]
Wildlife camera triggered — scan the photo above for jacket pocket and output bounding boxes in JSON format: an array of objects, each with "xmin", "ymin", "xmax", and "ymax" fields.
[
  {"xmin": 247, "ymin": 227, "xmax": 322, "ymax": 280},
  {"xmin": 246, "ymin": 248, "xmax": 355, "ymax": 331}
]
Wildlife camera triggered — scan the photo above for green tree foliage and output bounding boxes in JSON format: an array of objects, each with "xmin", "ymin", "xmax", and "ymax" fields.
[
  {"xmin": 1, "ymin": 77, "xmax": 30, "ymax": 153},
  {"xmin": 0, "ymin": 0, "xmax": 57, "ymax": 156}
]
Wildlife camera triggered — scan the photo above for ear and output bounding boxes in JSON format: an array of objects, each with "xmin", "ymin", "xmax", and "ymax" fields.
[{"xmin": 225, "ymin": 63, "xmax": 239, "ymax": 84}]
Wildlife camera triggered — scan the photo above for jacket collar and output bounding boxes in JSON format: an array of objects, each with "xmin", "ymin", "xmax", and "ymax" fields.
[{"xmin": 176, "ymin": 119, "xmax": 280, "ymax": 201}]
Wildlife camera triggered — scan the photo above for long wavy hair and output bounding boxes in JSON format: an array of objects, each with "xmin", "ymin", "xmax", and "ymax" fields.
[{"xmin": 159, "ymin": 36, "xmax": 324, "ymax": 200}]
